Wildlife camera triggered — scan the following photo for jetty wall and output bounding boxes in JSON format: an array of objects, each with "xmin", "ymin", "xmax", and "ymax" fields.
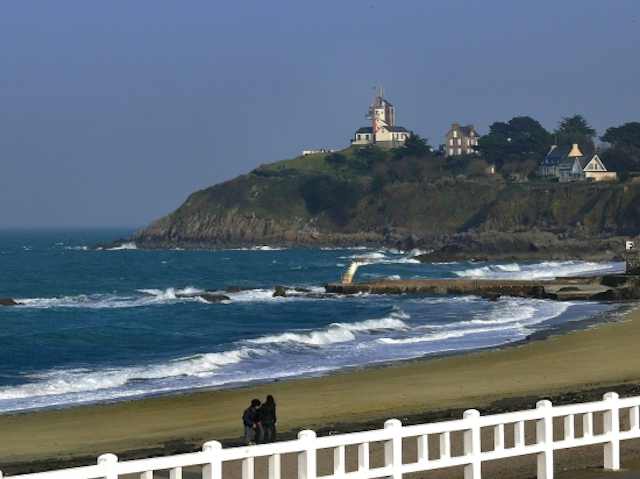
[{"xmin": 325, "ymin": 277, "xmax": 609, "ymax": 300}]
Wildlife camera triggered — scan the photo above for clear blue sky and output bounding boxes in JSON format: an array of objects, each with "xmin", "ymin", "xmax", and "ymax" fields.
[{"xmin": 1, "ymin": 0, "xmax": 638, "ymax": 228}]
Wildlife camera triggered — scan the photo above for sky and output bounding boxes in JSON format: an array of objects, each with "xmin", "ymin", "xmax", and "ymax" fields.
[{"xmin": 1, "ymin": 1, "xmax": 639, "ymax": 229}]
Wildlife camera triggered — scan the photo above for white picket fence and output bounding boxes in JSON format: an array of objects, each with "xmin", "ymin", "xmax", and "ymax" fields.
[{"xmin": 3, "ymin": 391, "xmax": 640, "ymax": 479}]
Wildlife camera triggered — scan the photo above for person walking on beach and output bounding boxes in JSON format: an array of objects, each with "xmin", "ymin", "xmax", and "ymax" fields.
[
  {"xmin": 242, "ymin": 399, "xmax": 262, "ymax": 445},
  {"xmin": 261, "ymin": 395, "xmax": 277, "ymax": 443}
]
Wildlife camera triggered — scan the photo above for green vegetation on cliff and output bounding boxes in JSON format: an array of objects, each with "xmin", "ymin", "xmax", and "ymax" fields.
[
  {"xmin": 132, "ymin": 150, "xmax": 640, "ymax": 252},
  {"xmin": 131, "ymin": 116, "xmax": 640, "ymax": 253}
]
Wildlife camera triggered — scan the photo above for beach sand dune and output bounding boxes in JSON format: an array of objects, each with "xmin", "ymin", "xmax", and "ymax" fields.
[{"xmin": 2, "ymin": 305, "xmax": 640, "ymax": 477}]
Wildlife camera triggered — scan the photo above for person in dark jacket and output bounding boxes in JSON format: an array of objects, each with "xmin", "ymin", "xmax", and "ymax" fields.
[
  {"xmin": 242, "ymin": 399, "xmax": 261, "ymax": 445},
  {"xmin": 261, "ymin": 395, "xmax": 277, "ymax": 443}
]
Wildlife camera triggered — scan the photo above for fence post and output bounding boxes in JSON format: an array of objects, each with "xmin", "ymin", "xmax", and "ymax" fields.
[
  {"xmin": 97, "ymin": 453, "xmax": 118, "ymax": 479},
  {"xmin": 202, "ymin": 440, "xmax": 223, "ymax": 479},
  {"xmin": 384, "ymin": 419, "xmax": 402, "ymax": 479},
  {"xmin": 298, "ymin": 429, "xmax": 317, "ymax": 479},
  {"xmin": 603, "ymin": 392, "xmax": 620, "ymax": 471},
  {"xmin": 536, "ymin": 399, "xmax": 554, "ymax": 479},
  {"xmin": 463, "ymin": 409, "xmax": 481, "ymax": 479}
]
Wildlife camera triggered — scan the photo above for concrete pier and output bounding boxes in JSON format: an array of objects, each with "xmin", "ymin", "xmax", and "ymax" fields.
[{"xmin": 325, "ymin": 277, "xmax": 615, "ymax": 300}]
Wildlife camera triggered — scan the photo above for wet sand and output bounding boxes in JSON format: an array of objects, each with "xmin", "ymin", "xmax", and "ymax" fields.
[{"xmin": 2, "ymin": 303, "xmax": 640, "ymax": 476}]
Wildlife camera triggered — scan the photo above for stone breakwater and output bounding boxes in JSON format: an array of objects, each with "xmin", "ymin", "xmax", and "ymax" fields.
[{"xmin": 325, "ymin": 276, "xmax": 640, "ymax": 301}]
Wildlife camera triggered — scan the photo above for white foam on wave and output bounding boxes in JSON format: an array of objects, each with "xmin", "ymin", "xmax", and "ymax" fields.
[
  {"xmin": 538, "ymin": 260, "xmax": 624, "ymax": 277},
  {"xmin": 228, "ymin": 288, "xmax": 283, "ymax": 302},
  {"xmin": 455, "ymin": 263, "xmax": 521, "ymax": 278},
  {"xmin": 230, "ymin": 245, "xmax": 286, "ymax": 251},
  {"xmin": 224, "ymin": 286, "xmax": 329, "ymax": 302},
  {"xmin": 249, "ymin": 327, "xmax": 357, "ymax": 346},
  {"xmin": 17, "ymin": 286, "xmax": 206, "ymax": 309},
  {"xmin": 382, "ymin": 298, "xmax": 571, "ymax": 346},
  {"xmin": 394, "ymin": 257, "xmax": 421, "ymax": 264},
  {"xmin": 247, "ymin": 316, "xmax": 409, "ymax": 346},
  {"xmin": 379, "ymin": 327, "xmax": 476, "ymax": 344},
  {"xmin": 412, "ymin": 295, "xmax": 478, "ymax": 306},
  {"xmin": 107, "ymin": 242, "xmax": 137, "ymax": 250},
  {"xmin": 347, "ymin": 251, "xmax": 386, "ymax": 260},
  {"xmin": 455, "ymin": 261, "xmax": 625, "ymax": 280},
  {"xmin": 340, "ymin": 250, "xmax": 421, "ymax": 266},
  {"xmin": 18, "ymin": 284, "xmax": 336, "ymax": 310},
  {"xmin": 0, "ymin": 348, "xmax": 253, "ymax": 401},
  {"xmin": 138, "ymin": 286, "xmax": 203, "ymax": 300},
  {"xmin": 466, "ymin": 299, "xmax": 570, "ymax": 328},
  {"xmin": 18, "ymin": 294, "xmax": 142, "ymax": 309}
]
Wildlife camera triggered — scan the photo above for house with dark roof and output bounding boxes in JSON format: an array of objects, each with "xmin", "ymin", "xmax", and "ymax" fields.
[
  {"xmin": 444, "ymin": 123, "xmax": 479, "ymax": 156},
  {"xmin": 539, "ymin": 144, "xmax": 617, "ymax": 182},
  {"xmin": 352, "ymin": 87, "xmax": 410, "ymax": 149}
]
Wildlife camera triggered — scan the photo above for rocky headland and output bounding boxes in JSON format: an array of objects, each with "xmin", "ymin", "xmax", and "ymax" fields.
[{"xmin": 101, "ymin": 156, "xmax": 640, "ymax": 262}]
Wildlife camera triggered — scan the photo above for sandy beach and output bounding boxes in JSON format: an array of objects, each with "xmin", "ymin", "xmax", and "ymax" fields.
[{"xmin": 2, "ymin": 303, "xmax": 640, "ymax": 477}]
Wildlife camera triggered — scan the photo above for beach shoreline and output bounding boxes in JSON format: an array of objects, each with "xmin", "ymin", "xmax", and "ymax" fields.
[{"xmin": 2, "ymin": 301, "xmax": 640, "ymax": 476}]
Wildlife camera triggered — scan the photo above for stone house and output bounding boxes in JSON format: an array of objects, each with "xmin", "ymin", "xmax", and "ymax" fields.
[{"xmin": 444, "ymin": 123, "xmax": 480, "ymax": 157}]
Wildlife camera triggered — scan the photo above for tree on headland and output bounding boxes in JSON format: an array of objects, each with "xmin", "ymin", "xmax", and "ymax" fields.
[
  {"xmin": 554, "ymin": 114, "xmax": 597, "ymax": 155},
  {"xmin": 299, "ymin": 175, "xmax": 362, "ymax": 226},
  {"xmin": 353, "ymin": 144, "xmax": 391, "ymax": 173},
  {"xmin": 393, "ymin": 132, "xmax": 432, "ymax": 160},
  {"xmin": 476, "ymin": 116, "xmax": 553, "ymax": 172},
  {"xmin": 324, "ymin": 152, "xmax": 349, "ymax": 179},
  {"xmin": 601, "ymin": 122, "xmax": 640, "ymax": 159},
  {"xmin": 600, "ymin": 122, "xmax": 640, "ymax": 179}
]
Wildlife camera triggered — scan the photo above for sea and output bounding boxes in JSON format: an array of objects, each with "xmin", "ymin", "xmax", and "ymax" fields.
[{"xmin": 0, "ymin": 228, "xmax": 628, "ymax": 415}]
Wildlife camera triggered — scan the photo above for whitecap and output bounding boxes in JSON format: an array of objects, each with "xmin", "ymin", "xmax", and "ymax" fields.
[
  {"xmin": 107, "ymin": 242, "xmax": 137, "ymax": 250},
  {"xmin": 0, "ymin": 348, "xmax": 256, "ymax": 402}
]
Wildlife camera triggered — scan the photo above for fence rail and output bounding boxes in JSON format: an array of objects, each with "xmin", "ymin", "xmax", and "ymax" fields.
[{"xmin": 3, "ymin": 391, "xmax": 640, "ymax": 479}]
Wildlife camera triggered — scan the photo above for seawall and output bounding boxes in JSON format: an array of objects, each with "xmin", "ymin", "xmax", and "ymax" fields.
[{"xmin": 325, "ymin": 277, "xmax": 615, "ymax": 300}]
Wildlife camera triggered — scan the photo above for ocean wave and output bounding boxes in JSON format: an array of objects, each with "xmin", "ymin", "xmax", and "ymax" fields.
[
  {"xmin": 17, "ymin": 287, "xmax": 206, "ymax": 309},
  {"xmin": 14, "ymin": 285, "xmax": 335, "ymax": 310},
  {"xmin": 378, "ymin": 327, "xmax": 482, "ymax": 344},
  {"xmin": 18, "ymin": 294, "xmax": 144, "ymax": 309},
  {"xmin": 383, "ymin": 299, "xmax": 572, "ymax": 346},
  {"xmin": 138, "ymin": 287, "xmax": 203, "ymax": 299},
  {"xmin": 247, "ymin": 316, "xmax": 409, "ymax": 346},
  {"xmin": 465, "ymin": 299, "xmax": 570, "ymax": 327},
  {"xmin": 105, "ymin": 242, "xmax": 137, "ymax": 250},
  {"xmin": 455, "ymin": 261, "xmax": 625, "ymax": 280},
  {"xmin": 0, "ymin": 348, "xmax": 253, "ymax": 401}
]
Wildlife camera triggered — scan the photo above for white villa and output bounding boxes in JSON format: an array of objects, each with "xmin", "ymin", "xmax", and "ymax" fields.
[
  {"xmin": 352, "ymin": 87, "xmax": 410, "ymax": 149},
  {"xmin": 539, "ymin": 144, "xmax": 617, "ymax": 182}
]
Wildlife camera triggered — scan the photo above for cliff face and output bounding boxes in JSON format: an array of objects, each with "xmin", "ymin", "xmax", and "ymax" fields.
[{"xmin": 131, "ymin": 170, "xmax": 640, "ymax": 258}]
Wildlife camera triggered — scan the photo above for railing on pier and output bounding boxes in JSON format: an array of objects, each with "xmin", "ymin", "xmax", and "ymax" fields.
[{"xmin": 3, "ymin": 392, "xmax": 640, "ymax": 479}]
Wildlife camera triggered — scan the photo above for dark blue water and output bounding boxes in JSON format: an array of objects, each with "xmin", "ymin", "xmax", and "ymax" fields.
[{"xmin": 0, "ymin": 228, "xmax": 625, "ymax": 413}]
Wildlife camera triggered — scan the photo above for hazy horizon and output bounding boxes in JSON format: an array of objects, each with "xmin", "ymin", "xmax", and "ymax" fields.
[{"xmin": 1, "ymin": 0, "xmax": 638, "ymax": 228}]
